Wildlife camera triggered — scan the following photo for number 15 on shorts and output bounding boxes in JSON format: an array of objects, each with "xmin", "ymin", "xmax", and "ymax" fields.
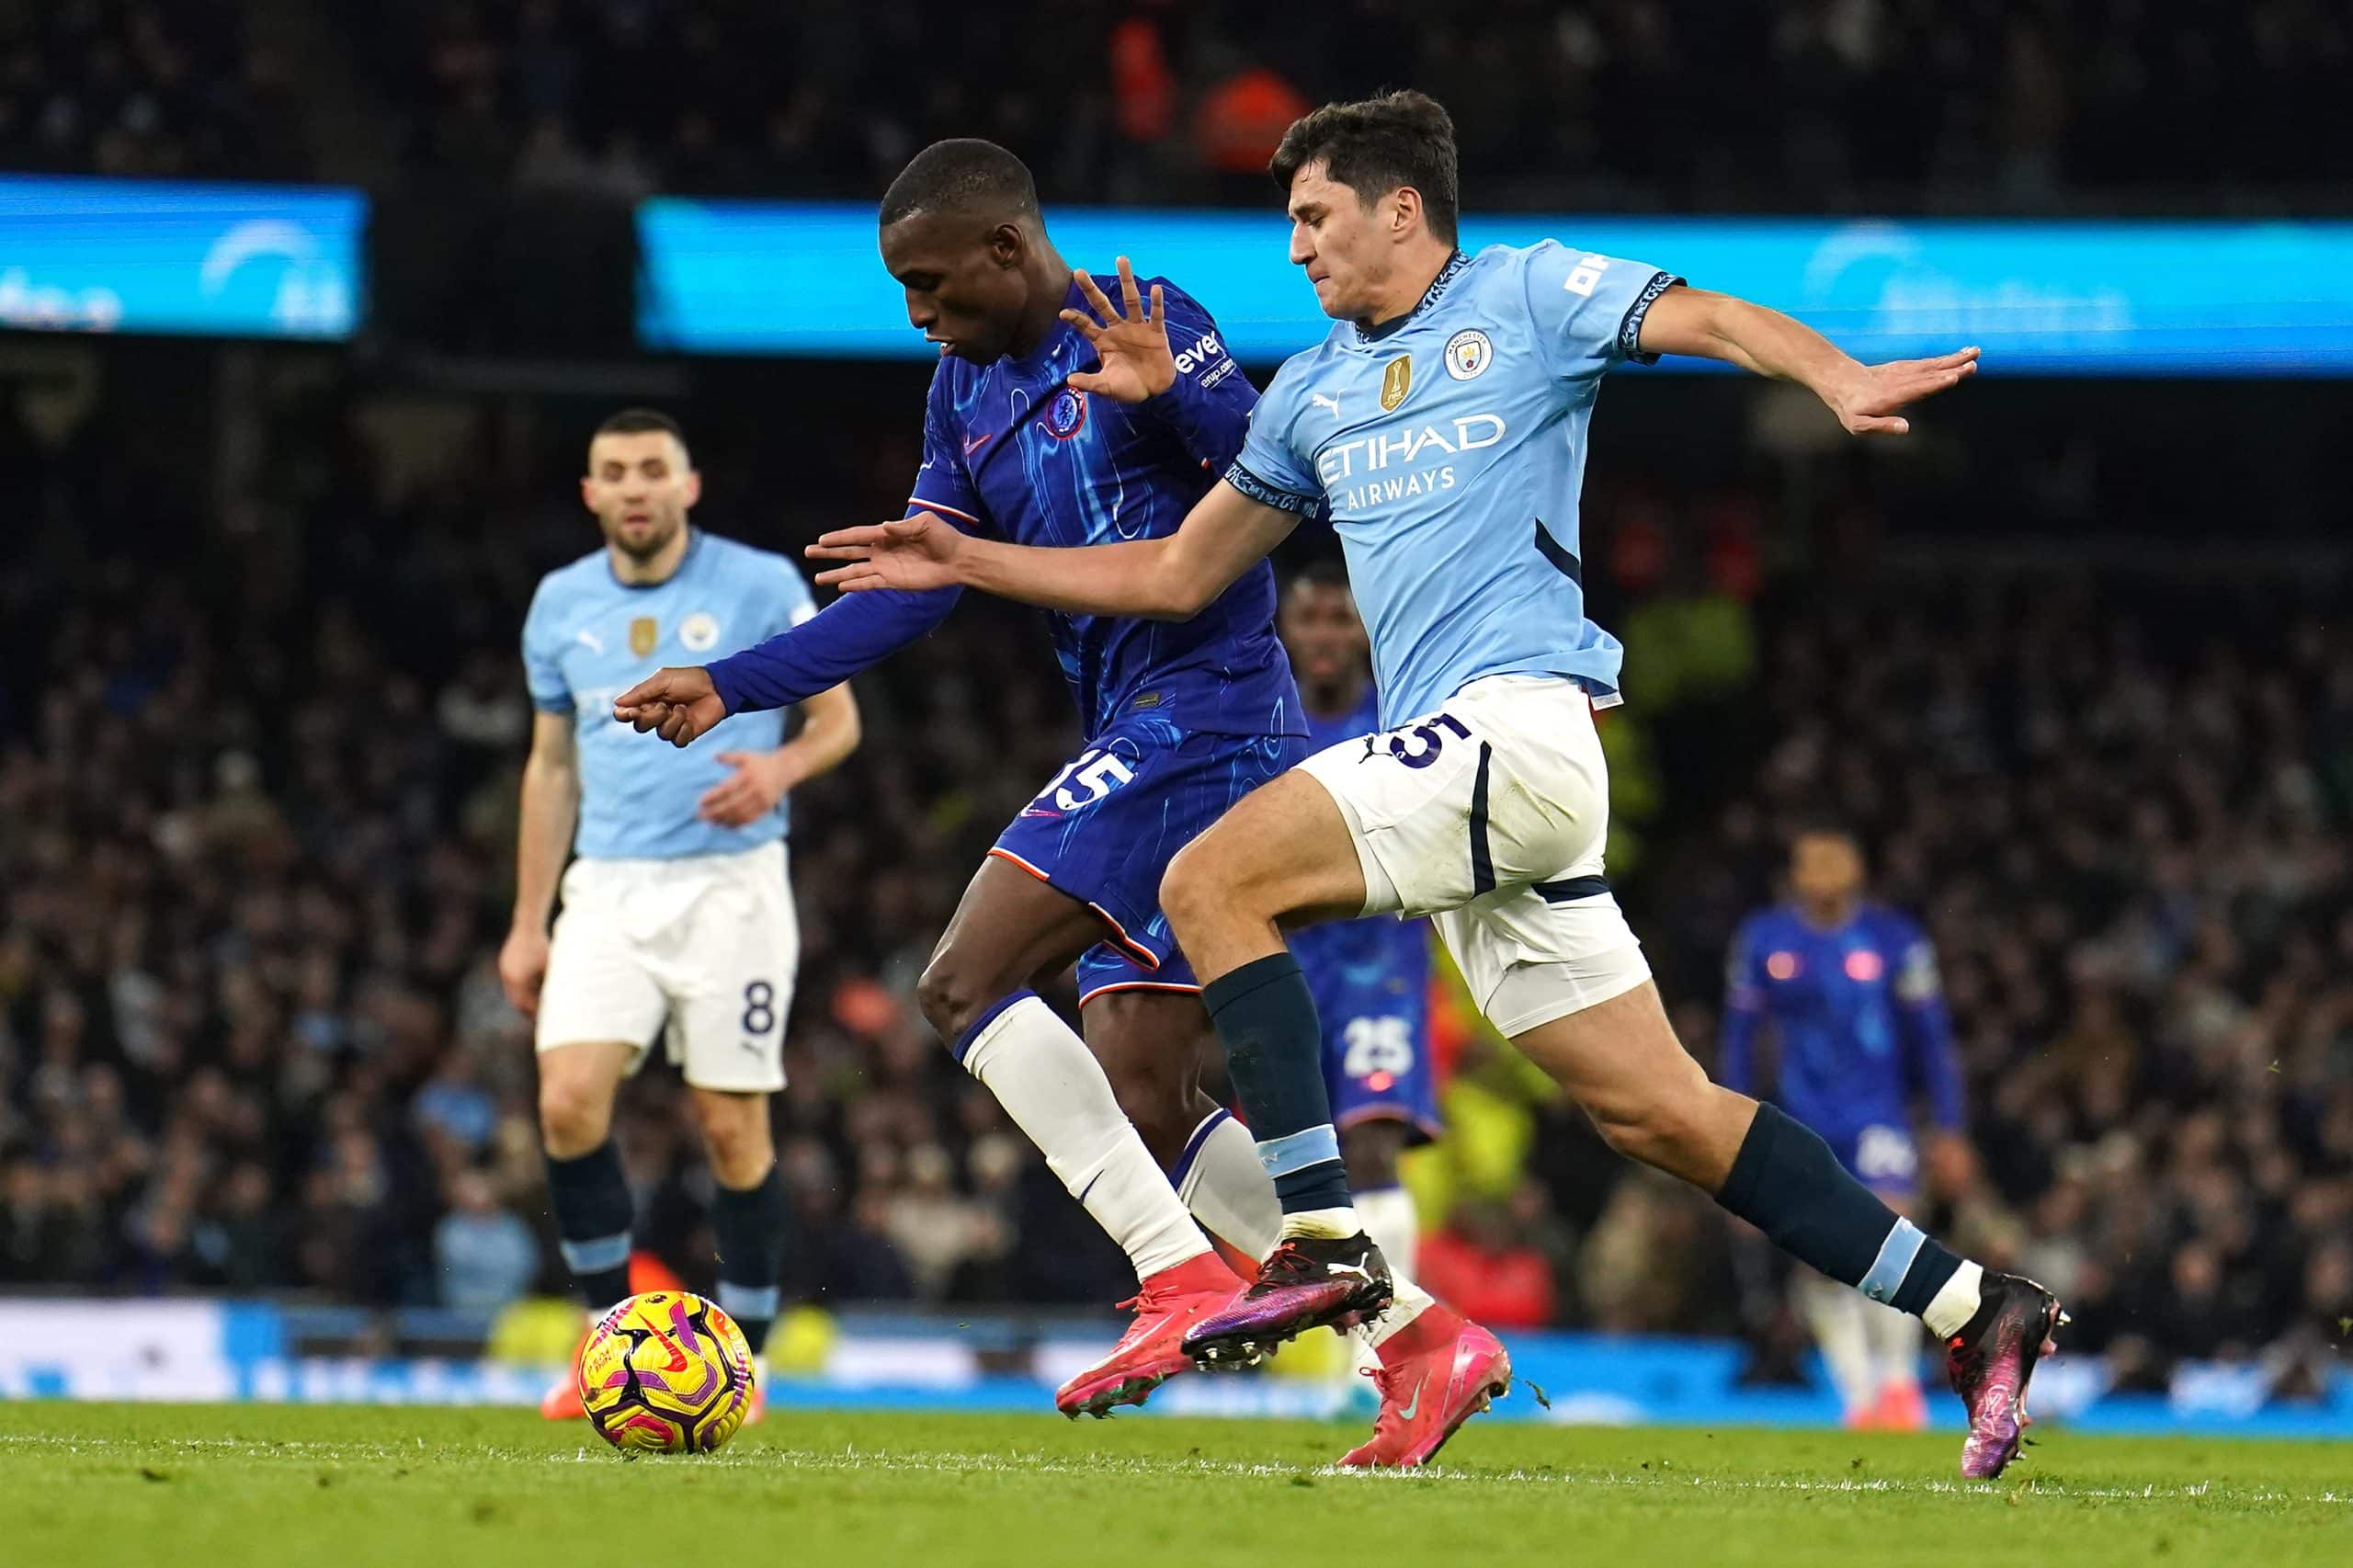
[{"xmin": 1031, "ymin": 746, "xmax": 1136, "ymax": 813}]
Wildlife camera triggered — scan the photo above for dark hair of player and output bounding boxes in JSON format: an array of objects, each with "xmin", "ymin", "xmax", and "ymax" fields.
[
  {"xmin": 879, "ymin": 139, "xmax": 1040, "ymax": 228},
  {"xmin": 594, "ymin": 407, "xmax": 690, "ymax": 455},
  {"xmin": 1788, "ymin": 817, "xmax": 1864, "ymax": 853},
  {"xmin": 1269, "ymin": 89, "xmax": 1460, "ymax": 247}
]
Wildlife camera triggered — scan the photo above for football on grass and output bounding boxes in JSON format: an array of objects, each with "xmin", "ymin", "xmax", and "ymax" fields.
[{"xmin": 578, "ymin": 1290, "xmax": 756, "ymax": 1455}]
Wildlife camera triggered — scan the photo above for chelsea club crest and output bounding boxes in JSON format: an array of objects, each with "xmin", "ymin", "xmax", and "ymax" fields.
[
  {"xmin": 1041, "ymin": 387, "xmax": 1088, "ymax": 439},
  {"xmin": 1444, "ymin": 328, "xmax": 1494, "ymax": 381}
]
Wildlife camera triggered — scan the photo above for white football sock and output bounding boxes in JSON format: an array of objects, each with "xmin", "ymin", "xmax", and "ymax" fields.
[
  {"xmin": 1174, "ymin": 1109, "xmax": 1280, "ymax": 1262},
  {"xmin": 1353, "ymin": 1183, "xmax": 1431, "ymax": 1352},
  {"xmin": 1798, "ymin": 1271, "xmax": 1876, "ymax": 1417},
  {"xmin": 961, "ymin": 995, "xmax": 1208, "ymax": 1281},
  {"xmin": 1865, "ymin": 1295, "xmax": 1925, "ymax": 1394},
  {"xmin": 1352, "ymin": 1183, "xmax": 1420, "ymax": 1279},
  {"xmin": 1920, "ymin": 1259, "xmax": 1985, "ymax": 1340}
]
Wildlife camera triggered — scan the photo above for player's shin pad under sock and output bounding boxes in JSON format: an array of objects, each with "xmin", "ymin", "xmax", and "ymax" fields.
[
  {"xmin": 710, "ymin": 1165, "xmax": 787, "ymax": 1355},
  {"xmin": 1713, "ymin": 1103, "xmax": 1963, "ymax": 1320},
  {"xmin": 959, "ymin": 991, "xmax": 1208, "ymax": 1281},
  {"xmin": 546, "ymin": 1141, "xmax": 635, "ymax": 1311},
  {"xmin": 1174, "ymin": 1108, "xmax": 1282, "ymax": 1263},
  {"xmin": 1202, "ymin": 955, "xmax": 1352, "ymax": 1216}
]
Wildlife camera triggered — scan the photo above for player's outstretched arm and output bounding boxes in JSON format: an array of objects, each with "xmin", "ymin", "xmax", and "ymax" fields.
[
  {"xmin": 808, "ymin": 481, "xmax": 1298, "ymax": 620},
  {"xmin": 614, "ymin": 585, "xmax": 956, "ymax": 748},
  {"xmin": 1636, "ymin": 286, "xmax": 1978, "ymax": 436}
]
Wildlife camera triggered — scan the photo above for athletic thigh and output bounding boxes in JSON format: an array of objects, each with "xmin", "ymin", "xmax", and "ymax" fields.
[
  {"xmin": 1163, "ymin": 767, "xmax": 1370, "ymax": 937},
  {"xmin": 914, "ymin": 853, "xmax": 1119, "ymax": 1051}
]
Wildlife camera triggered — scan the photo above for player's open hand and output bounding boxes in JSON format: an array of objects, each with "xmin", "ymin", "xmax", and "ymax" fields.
[
  {"xmin": 806, "ymin": 513, "xmax": 965, "ymax": 593},
  {"xmin": 1825, "ymin": 347, "xmax": 1980, "ymax": 435},
  {"xmin": 613, "ymin": 665, "xmax": 725, "ymax": 748},
  {"xmin": 1062, "ymin": 256, "xmax": 1176, "ymax": 403}
]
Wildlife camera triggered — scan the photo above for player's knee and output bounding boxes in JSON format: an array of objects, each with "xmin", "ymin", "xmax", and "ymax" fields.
[
  {"xmin": 915, "ymin": 950, "xmax": 1008, "ymax": 1049},
  {"xmin": 538, "ymin": 1075, "xmax": 613, "ymax": 1158},
  {"xmin": 1586, "ymin": 1075, "xmax": 1718, "ymax": 1177},
  {"xmin": 1158, "ymin": 841, "xmax": 1227, "ymax": 941}
]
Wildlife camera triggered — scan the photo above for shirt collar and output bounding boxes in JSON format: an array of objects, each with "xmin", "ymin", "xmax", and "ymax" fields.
[{"xmin": 1356, "ymin": 250, "xmax": 1470, "ymax": 344}]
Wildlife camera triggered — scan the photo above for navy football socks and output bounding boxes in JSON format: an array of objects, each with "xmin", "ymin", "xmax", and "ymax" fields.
[
  {"xmin": 546, "ymin": 1141, "xmax": 635, "ymax": 1311},
  {"xmin": 1201, "ymin": 952, "xmax": 1354, "ymax": 1216},
  {"xmin": 1714, "ymin": 1102, "xmax": 1961, "ymax": 1314},
  {"xmin": 710, "ymin": 1166, "xmax": 786, "ymax": 1355}
]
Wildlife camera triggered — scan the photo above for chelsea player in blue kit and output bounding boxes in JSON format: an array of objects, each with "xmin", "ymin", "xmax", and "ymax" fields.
[
  {"xmin": 1280, "ymin": 562, "xmax": 1441, "ymax": 1395},
  {"xmin": 501, "ymin": 410, "xmax": 862, "ymax": 1421},
  {"xmin": 1723, "ymin": 824, "xmax": 1972, "ymax": 1431},
  {"xmin": 809, "ymin": 94, "xmax": 2062, "ymax": 1476},
  {"xmin": 614, "ymin": 142, "xmax": 1455, "ymax": 1438},
  {"xmin": 1280, "ymin": 563, "xmax": 1438, "ymax": 1245}
]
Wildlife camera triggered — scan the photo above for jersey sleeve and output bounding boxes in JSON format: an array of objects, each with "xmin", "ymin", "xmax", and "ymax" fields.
[
  {"xmin": 1133, "ymin": 279, "xmax": 1257, "ymax": 475},
  {"xmin": 707, "ymin": 585, "xmax": 960, "ymax": 716},
  {"xmin": 1521, "ymin": 240, "xmax": 1684, "ymax": 382},
  {"xmin": 1890, "ymin": 917, "xmax": 1965, "ymax": 1131},
  {"xmin": 908, "ymin": 366, "xmax": 987, "ymax": 528},
  {"xmin": 1222, "ymin": 355, "xmax": 1328, "ymax": 520},
  {"xmin": 519, "ymin": 579, "xmax": 574, "ymax": 714},
  {"xmin": 1717, "ymin": 914, "xmax": 1769, "ymax": 1094}
]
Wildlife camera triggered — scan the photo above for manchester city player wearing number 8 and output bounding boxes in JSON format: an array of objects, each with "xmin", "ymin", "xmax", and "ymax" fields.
[
  {"xmin": 612, "ymin": 142, "xmax": 1464, "ymax": 1447},
  {"xmin": 806, "ymin": 92, "xmax": 2064, "ymax": 1478},
  {"xmin": 502, "ymin": 410, "xmax": 863, "ymax": 1423}
]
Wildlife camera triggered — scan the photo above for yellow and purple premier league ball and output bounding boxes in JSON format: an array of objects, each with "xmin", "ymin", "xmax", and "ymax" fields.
[{"xmin": 577, "ymin": 1290, "xmax": 756, "ymax": 1455}]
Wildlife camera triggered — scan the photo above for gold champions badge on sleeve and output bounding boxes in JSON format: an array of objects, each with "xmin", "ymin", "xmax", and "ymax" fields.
[{"xmin": 1380, "ymin": 356, "xmax": 1413, "ymax": 411}]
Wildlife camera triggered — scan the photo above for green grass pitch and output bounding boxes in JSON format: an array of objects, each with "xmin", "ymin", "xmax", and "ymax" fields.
[{"xmin": 3, "ymin": 1404, "xmax": 2345, "ymax": 1567}]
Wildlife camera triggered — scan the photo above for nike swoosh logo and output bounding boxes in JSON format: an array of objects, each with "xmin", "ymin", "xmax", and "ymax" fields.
[
  {"xmin": 1396, "ymin": 1374, "xmax": 1427, "ymax": 1422},
  {"xmin": 964, "ymin": 433, "xmax": 994, "ymax": 456}
]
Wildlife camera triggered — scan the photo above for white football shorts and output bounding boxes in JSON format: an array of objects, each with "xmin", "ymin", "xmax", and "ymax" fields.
[
  {"xmin": 537, "ymin": 840, "xmax": 796, "ymax": 1093},
  {"xmin": 1296, "ymin": 674, "xmax": 1651, "ymax": 1039}
]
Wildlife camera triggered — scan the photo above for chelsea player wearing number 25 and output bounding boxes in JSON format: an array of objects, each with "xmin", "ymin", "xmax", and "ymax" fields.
[
  {"xmin": 501, "ymin": 410, "xmax": 862, "ymax": 1423},
  {"xmin": 613, "ymin": 142, "xmax": 1462, "ymax": 1458},
  {"xmin": 807, "ymin": 91, "xmax": 2060, "ymax": 1478}
]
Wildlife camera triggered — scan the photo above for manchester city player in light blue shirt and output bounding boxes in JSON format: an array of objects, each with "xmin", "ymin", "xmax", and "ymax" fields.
[
  {"xmin": 499, "ymin": 409, "xmax": 859, "ymax": 1420},
  {"xmin": 806, "ymin": 91, "xmax": 2058, "ymax": 1477}
]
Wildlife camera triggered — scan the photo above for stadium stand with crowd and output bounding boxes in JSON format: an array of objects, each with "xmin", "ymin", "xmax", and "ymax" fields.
[{"xmin": 2, "ymin": 0, "xmax": 2348, "ymax": 1406}]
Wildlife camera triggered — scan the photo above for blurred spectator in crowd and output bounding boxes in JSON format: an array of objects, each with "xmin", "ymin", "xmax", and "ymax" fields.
[{"xmin": 434, "ymin": 1167, "xmax": 540, "ymax": 1310}]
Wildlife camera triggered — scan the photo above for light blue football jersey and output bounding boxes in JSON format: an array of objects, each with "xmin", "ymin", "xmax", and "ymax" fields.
[
  {"xmin": 1229, "ymin": 243, "xmax": 1680, "ymax": 728},
  {"xmin": 523, "ymin": 529, "xmax": 817, "ymax": 859}
]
